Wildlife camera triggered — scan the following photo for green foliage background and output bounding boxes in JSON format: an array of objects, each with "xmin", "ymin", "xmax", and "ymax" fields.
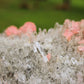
[{"xmin": 0, "ymin": 0, "xmax": 84, "ymax": 32}]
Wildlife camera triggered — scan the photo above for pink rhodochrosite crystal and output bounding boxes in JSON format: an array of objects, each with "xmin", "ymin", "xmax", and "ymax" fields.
[
  {"xmin": 71, "ymin": 21, "xmax": 80, "ymax": 34},
  {"xmin": 46, "ymin": 53, "xmax": 51, "ymax": 61},
  {"xmin": 71, "ymin": 21, "xmax": 80, "ymax": 29},
  {"xmin": 63, "ymin": 19, "xmax": 84, "ymax": 52},
  {"xmin": 63, "ymin": 29, "xmax": 73, "ymax": 41},
  {"xmin": 19, "ymin": 22, "xmax": 36, "ymax": 33},
  {"xmin": 63, "ymin": 20, "xmax": 81, "ymax": 41},
  {"xmin": 5, "ymin": 26, "xmax": 18, "ymax": 36}
]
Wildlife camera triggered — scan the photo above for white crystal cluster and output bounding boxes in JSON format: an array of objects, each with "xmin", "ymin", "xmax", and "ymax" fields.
[{"xmin": 0, "ymin": 23, "xmax": 84, "ymax": 84}]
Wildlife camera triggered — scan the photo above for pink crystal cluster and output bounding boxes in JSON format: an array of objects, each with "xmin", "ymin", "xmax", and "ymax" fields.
[
  {"xmin": 5, "ymin": 22, "xmax": 36, "ymax": 36},
  {"xmin": 63, "ymin": 19, "xmax": 84, "ymax": 52}
]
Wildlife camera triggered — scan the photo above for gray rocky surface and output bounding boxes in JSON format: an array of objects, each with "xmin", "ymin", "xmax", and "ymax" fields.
[{"xmin": 0, "ymin": 23, "xmax": 84, "ymax": 84}]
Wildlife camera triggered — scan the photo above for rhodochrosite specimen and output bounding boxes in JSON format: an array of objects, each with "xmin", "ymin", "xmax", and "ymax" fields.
[
  {"xmin": 63, "ymin": 29, "xmax": 73, "ymax": 41},
  {"xmin": 63, "ymin": 20, "xmax": 80, "ymax": 41},
  {"xmin": 5, "ymin": 22, "xmax": 51, "ymax": 62},
  {"xmin": 47, "ymin": 53, "xmax": 51, "ymax": 62},
  {"xmin": 5, "ymin": 22, "xmax": 36, "ymax": 36},
  {"xmin": 5, "ymin": 26, "xmax": 18, "ymax": 36},
  {"xmin": 19, "ymin": 22, "xmax": 36, "ymax": 33},
  {"xmin": 4, "ymin": 20, "xmax": 84, "ymax": 53},
  {"xmin": 63, "ymin": 19, "xmax": 84, "ymax": 52},
  {"xmin": 71, "ymin": 21, "xmax": 80, "ymax": 34}
]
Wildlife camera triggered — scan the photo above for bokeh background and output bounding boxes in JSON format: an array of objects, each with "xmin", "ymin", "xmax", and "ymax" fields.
[{"xmin": 0, "ymin": 0, "xmax": 84, "ymax": 32}]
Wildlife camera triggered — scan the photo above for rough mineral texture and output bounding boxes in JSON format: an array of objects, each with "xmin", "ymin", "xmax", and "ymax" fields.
[{"xmin": 0, "ymin": 23, "xmax": 84, "ymax": 84}]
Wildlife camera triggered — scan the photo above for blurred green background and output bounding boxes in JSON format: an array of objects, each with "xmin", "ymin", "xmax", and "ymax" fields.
[{"xmin": 0, "ymin": 0, "xmax": 84, "ymax": 32}]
